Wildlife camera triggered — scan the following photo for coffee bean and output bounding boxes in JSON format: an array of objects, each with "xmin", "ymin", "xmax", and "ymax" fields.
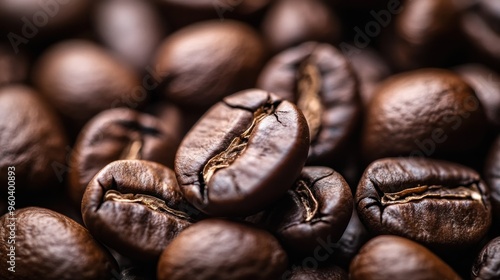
[
  {"xmin": 383, "ymin": 0, "xmax": 462, "ymax": 70},
  {"xmin": 157, "ymin": 219, "xmax": 288, "ymax": 280},
  {"xmin": 82, "ymin": 160, "xmax": 196, "ymax": 260},
  {"xmin": 0, "ymin": 207, "xmax": 117, "ymax": 280},
  {"xmin": 258, "ymin": 42, "xmax": 360, "ymax": 165},
  {"xmin": 472, "ymin": 236, "xmax": 500, "ymax": 280},
  {"xmin": 175, "ymin": 89, "xmax": 309, "ymax": 216},
  {"xmin": 0, "ymin": 85, "xmax": 67, "ymax": 196},
  {"xmin": 362, "ymin": 69, "xmax": 486, "ymax": 162},
  {"xmin": 461, "ymin": 0, "xmax": 500, "ymax": 69},
  {"xmin": 356, "ymin": 158, "xmax": 491, "ymax": 250},
  {"xmin": 154, "ymin": 20, "xmax": 266, "ymax": 108},
  {"xmin": 94, "ymin": 0, "xmax": 166, "ymax": 71},
  {"xmin": 33, "ymin": 40, "xmax": 144, "ymax": 127},
  {"xmin": 69, "ymin": 107, "xmax": 181, "ymax": 207},
  {"xmin": 455, "ymin": 64, "xmax": 500, "ymax": 129},
  {"xmin": 248, "ymin": 167, "xmax": 352, "ymax": 255},
  {"xmin": 261, "ymin": 0, "xmax": 341, "ymax": 53},
  {"xmin": 350, "ymin": 235, "xmax": 461, "ymax": 280}
]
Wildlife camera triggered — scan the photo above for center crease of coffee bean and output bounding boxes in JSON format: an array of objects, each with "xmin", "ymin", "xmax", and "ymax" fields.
[
  {"xmin": 119, "ymin": 136, "xmax": 143, "ymax": 160},
  {"xmin": 104, "ymin": 189, "xmax": 192, "ymax": 220},
  {"xmin": 380, "ymin": 184, "xmax": 483, "ymax": 206},
  {"xmin": 290, "ymin": 180, "xmax": 319, "ymax": 222},
  {"xmin": 201, "ymin": 101, "xmax": 277, "ymax": 187},
  {"xmin": 297, "ymin": 60, "xmax": 323, "ymax": 142}
]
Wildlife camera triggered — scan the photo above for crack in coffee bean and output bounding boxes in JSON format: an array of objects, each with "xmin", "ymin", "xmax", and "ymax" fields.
[
  {"xmin": 290, "ymin": 180, "xmax": 319, "ymax": 222},
  {"xmin": 119, "ymin": 137, "xmax": 143, "ymax": 160},
  {"xmin": 296, "ymin": 60, "xmax": 323, "ymax": 142},
  {"xmin": 202, "ymin": 101, "xmax": 277, "ymax": 186},
  {"xmin": 380, "ymin": 184, "xmax": 483, "ymax": 206},
  {"xmin": 104, "ymin": 189, "xmax": 192, "ymax": 220}
]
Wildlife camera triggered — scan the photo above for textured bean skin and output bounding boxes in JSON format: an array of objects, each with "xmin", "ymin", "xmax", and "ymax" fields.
[
  {"xmin": 69, "ymin": 108, "xmax": 180, "ymax": 207},
  {"xmin": 248, "ymin": 167, "xmax": 353, "ymax": 254},
  {"xmin": 175, "ymin": 89, "xmax": 310, "ymax": 216},
  {"xmin": 0, "ymin": 207, "xmax": 117, "ymax": 280},
  {"xmin": 82, "ymin": 160, "xmax": 194, "ymax": 260},
  {"xmin": 362, "ymin": 69, "xmax": 485, "ymax": 162},
  {"xmin": 258, "ymin": 42, "xmax": 360, "ymax": 165},
  {"xmin": 157, "ymin": 219, "xmax": 288, "ymax": 280},
  {"xmin": 472, "ymin": 237, "xmax": 500, "ymax": 280},
  {"xmin": 356, "ymin": 158, "xmax": 491, "ymax": 250}
]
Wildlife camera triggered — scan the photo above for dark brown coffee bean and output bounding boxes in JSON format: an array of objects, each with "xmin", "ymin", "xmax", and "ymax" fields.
[
  {"xmin": 0, "ymin": 207, "xmax": 117, "ymax": 280},
  {"xmin": 362, "ymin": 69, "xmax": 486, "ymax": 162},
  {"xmin": 484, "ymin": 135, "xmax": 500, "ymax": 228},
  {"xmin": 175, "ymin": 89, "xmax": 309, "ymax": 216},
  {"xmin": 284, "ymin": 265, "xmax": 348, "ymax": 280},
  {"xmin": 0, "ymin": 44, "xmax": 29, "ymax": 86},
  {"xmin": 0, "ymin": 0, "xmax": 91, "ymax": 41},
  {"xmin": 461, "ymin": 0, "xmax": 500, "ymax": 69},
  {"xmin": 257, "ymin": 42, "xmax": 360, "ymax": 165},
  {"xmin": 261, "ymin": 0, "xmax": 341, "ymax": 53},
  {"xmin": 69, "ymin": 107, "xmax": 181, "ymax": 207},
  {"xmin": 0, "ymin": 85, "xmax": 67, "ymax": 196},
  {"xmin": 154, "ymin": 20, "xmax": 266, "ymax": 108},
  {"xmin": 455, "ymin": 64, "xmax": 500, "ymax": 129},
  {"xmin": 33, "ymin": 40, "xmax": 144, "ymax": 127},
  {"xmin": 94, "ymin": 0, "xmax": 166, "ymax": 71},
  {"xmin": 383, "ymin": 0, "xmax": 462, "ymax": 70},
  {"xmin": 82, "ymin": 160, "xmax": 195, "ymax": 260},
  {"xmin": 247, "ymin": 167, "xmax": 352, "ymax": 255},
  {"xmin": 356, "ymin": 158, "xmax": 491, "ymax": 250},
  {"xmin": 472, "ymin": 236, "xmax": 500, "ymax": 280},
  {"xmin": 157, "ymin": 219, "xmax": 288, "ymax": 280},
  {"xmin": 350, "ymin": 235, "xmax": 462, "ymax": 280}
]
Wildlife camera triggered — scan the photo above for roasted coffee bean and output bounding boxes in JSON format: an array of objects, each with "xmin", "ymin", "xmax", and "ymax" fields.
[
  {"xmin": 261, "ymin": 0, "xmax": 341, "ymax": 53},
  {"xmin": 157, "ymin": 219, "xmax": 288, "ymax": 280},
  {"xmin": 69, "ymin": 108, "xmax": 181, "ymax": 207},
  {"xmin": 356, "ymin": 158, "xmax": 491, "ymax": 250},
  {"xmin": 362, "ymin": 69, "xmax": 486, "ymax": 162},
  {"xmin": 484, "ymin": 135, "xmax": 500, "ymax": 228},
  {"xmin": 154, "ymin": 20, "xmax": 266, "ymax": 108},
  {"xmin": 283, "ymin": 264, "xmax": 348, "ymax": 280},
  {"xmin": 0, "ymin": 44, "xmax": 29, "ymax": 86},
  {"xmin": 461, "ymin": 0, "xmax": 500, "ymax": 68},
  {"xmin": 82, "ymin": 160, "xmax": 196, "ymax": 260},
  {"xmin": 0, "ymin": 207, "xmax": 117, "ymax": 280},
  {"xmin": 455, "ymin": 64, "xmax": 500, "ymax": 129},
  {"xmin": 33, "ymin": 40, "xmax": 144, "ymax": 127},
  {"xmin": 94, "ymin": 0, "xmax": 166, "ymax": 71},
  {"xmin": 472, "ymin": 236, "xmax": 500, "ymax": 280},
  {"xmin": 383, "ymin": 0, "xmax": 462, "ymax": 70},
  {"xmin": 0, "ymin": 0, "xmax": 91, "ymax": 40},
  {"xmin": 347, "ymin": 47, "xmax": 391, "ymax": 107},
  {"xmin": 175, "ymin": 89, "xmax": 309, "ymax": 216},
  {"xmin": 350, "ymin": 235, "xmax": 462, "ymax": 280},
  {"xmin": 257, "ymin": 42, "xmax": 360, "ymax": 165},
  {"xmin": 247, "ymin": 167, "xmax": 352, "ymax": 255},
  {"xmin": 0, "ymin": 85, "xmax": 67, "ymax": 196}
]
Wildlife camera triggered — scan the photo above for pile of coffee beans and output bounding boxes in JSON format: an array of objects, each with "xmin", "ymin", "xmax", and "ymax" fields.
[{"xmin": 1, "ymin": 0, "xmax": 500, "ymax": 279}]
